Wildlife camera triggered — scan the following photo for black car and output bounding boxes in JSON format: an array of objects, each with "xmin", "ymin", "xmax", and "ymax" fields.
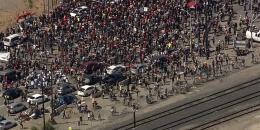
[
  {"xmin": 2, "ymin": 88, "xmax": 23, "ymax": 100},
  {"xmin": 57, "ymin": 83, "xmax": 76, "ymax": 95},
  {"xmin": 0, "ymin": 41, "xmax": 4, "ymax": 51},
  {"xmin": 83, "ymin": 74, "xmax": 102, "ymax": 85},
  {"xmin": 0, "ymin": 69, "xmax": 21, "ymax": 84},
  {"xmin": 103, "ymin": 73, "xmax": 126, "ymax": 85},
  {"xmin": 0, "ymin": 116, "xmax": 6, "ymax": 122},
  {"xmin": 59, "ymin": 94, "xmax": 78, "ymax": 105},
  {"xmin": 51, "ymin": 98, "xmax": 67, "ymax": 115}
]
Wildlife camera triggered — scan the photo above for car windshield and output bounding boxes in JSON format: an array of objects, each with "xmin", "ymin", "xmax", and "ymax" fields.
[
  {"xmin": 53, "ymin": 99, "xmax": 65, "ymax": 108},
  {"xmin": 79, "ymin": 88, "xmax": 85, "ymax": 92},
  {"xmin": 0, "ymin": 117, "xmax": 5, "ymax": 121},
  {"xmin": 3, "ymin": 38, "xmax": 10, "ymax": 42},
  {"xmin": 28, "ymin": 96, "xmax": 35, "ymax": 99}
]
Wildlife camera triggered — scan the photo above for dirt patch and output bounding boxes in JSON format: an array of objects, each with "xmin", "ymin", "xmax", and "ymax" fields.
[{"xmin": 0, "ymin": 0, "xmax": 47, "ymax": 32}]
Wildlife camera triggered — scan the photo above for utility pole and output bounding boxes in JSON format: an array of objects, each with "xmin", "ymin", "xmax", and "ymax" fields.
[
  {"xmin": 133, "ymin": 105, "xmax": 137, "ymax": 128},
  {"xmin": 133, "ymin": 110, "xmax": 136, "ymax": 128}
]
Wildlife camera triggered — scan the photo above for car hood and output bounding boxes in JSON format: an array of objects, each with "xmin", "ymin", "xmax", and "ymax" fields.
[{"xmin": 70, "ymin": 13, "xmax": 77, "ymax": 17}]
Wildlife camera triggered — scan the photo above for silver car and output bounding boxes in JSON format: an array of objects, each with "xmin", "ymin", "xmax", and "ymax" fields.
[
  {"xmin": 0, "ymin": 120, "xmax": 17, "ymax": 130},
  {"xmin": 7, "ymin": 102, "xmax": 27, "ymax": 114}
]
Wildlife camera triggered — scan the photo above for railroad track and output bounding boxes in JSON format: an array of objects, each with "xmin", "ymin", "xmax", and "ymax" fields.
[
  {"xmin": 189, "ymin": 103, "xmax": 260, "ymax": 130},
  {"xmin": 114, "ymin": 77, "xmax": 260, "ymax": 130},
  {"xmin": 156, "ymin": 89, "xmax": 260, "ymax": 130}
]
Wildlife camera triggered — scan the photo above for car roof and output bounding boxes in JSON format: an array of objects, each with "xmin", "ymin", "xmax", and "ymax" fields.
[
  {"xmin": 9, "ymin": 102, "xmax": 23, "ymax": 106},
  {"xmin": 0, "ymin": 69, "xmax": 16, "ymax": 75},
  {"xmin": 5, "ymin": 88, "xmax": 21, "ymax": 92},
  {"xmin": 5, "ymin": 34, "xmax": 21, "ymax": 39},
  {"xmin": 0, "ymin": 120, "xmax": 9, "ymax": 123},
  {"xmin": 108, "ymin": 65, "xmax": 125, "ymax": 69},
  {"xmin": 31, "ymin": 94, "xmax": 42, "ymax": 97},
  {"xmin": 59, "ymin": 83, "xmax": 72, "ymax": 88},
  {"xmin": 61, "ymin": 94, "xmax": 75, "ymax": 97},
  {"xmin": 81, "ymin": 85, "xmax": 94, "ymax": 89},
  {"xmin": 78, "ymin": 6, "xmax": 87, "ymax": 9},
  {"xmin": 134, "ymin": 64, "xmax": 146, "ymax": 67}
]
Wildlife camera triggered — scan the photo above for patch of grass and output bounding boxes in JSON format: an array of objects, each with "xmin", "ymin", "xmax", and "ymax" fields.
[
  {"xmin": 31, "ymin": 126, "xmax": 38, "ymax": 130},
  {"xmin": 43, "ymin": 122, "xmax": 55, "ymax": 130},
  {"xmin": 28, "ymin": 0, "xmax": 33, "ymax": 8}
]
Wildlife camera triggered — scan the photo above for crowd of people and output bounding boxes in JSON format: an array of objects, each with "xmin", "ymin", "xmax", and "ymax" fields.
[{"xmin": 0, "ymin": 0, "xmax": 258, "ymax": 128}]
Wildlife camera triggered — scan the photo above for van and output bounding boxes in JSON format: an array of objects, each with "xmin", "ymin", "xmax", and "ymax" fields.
[{"xmin": 2, "ymin": 34, "xmax": 21, "ymax": 47}]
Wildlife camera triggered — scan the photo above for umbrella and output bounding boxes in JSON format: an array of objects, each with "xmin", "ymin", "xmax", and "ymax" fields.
[{"xmin": 186, "ymin": 1, "xmax": 200, "ymax": 9}]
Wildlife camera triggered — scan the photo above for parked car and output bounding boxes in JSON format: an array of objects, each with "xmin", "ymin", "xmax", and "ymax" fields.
[
  {"xmin": 0, "ymin": 120, "xmax": 17, "ymax": 130},
  {"xmin": 0, "ymin": 52, "xmax": 10, "ymax": 62},
  {"xmin": 7, "ymin": 102, "xmax": 27, "ymax": 114},
  {"xmin": 0, "ymin": 69, "xmax": 21, "ymax": 84},
  {"xmin": 0, "ymin": 116, "xmax": 6, "ymax": 122},
  {"xmin": 246, "ymin": 30, "xmax": 260, "ymax": 42},
  {"xmin": 57, "ymin": 83, "xmax": 76, "ymax": 95},
  {"xmin": 77, "ymin": 85, "xmax": 97, "ymax": 97},
  {"xmin": 83, "ymin": 74, "xmax": 102, "ymax": 85},
  {"xmin": 51, "ymin": 98, "xmax": 67, "ymax": 115},
  {"xmin": 2, "ymin": 33, "xmax": 22, "ymax": 47},
  {"xmin": 103, "ymin": 73, "xmax": 127, "ymax": 85},
  {"xmin": 70, "ymin": 6, "xmax": 88, "ymax": 17},
  {"xmin": 0, "ymin": 41, "xmax": 4, "ymax": 51},
  {"xmin": 106, "ymin": 65, "xmax": 126, "ymax": 75},
  {"xmin": 27, "ymin": 94, "xmax": 49, "ymax": 104},
  {"xmin": 59, "ymin": 94, "xmax": 78, "ymax": 105},
  {"xmin": 2, "ymin": 88, "xmax": 23, "ymax": 100}
]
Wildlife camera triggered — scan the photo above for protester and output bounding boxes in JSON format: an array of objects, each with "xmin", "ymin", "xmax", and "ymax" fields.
[{"xmin": 0, "ymin": 0, "xmax": 256, "ymax": 127}]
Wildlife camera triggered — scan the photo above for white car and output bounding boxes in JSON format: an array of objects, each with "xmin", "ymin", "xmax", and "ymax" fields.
[
  {"xmin": 77, "ymin": 85, "xmax": 96, "ymax": 97},
  {"xmin": 0, "ymin": 52, "xmax": 10, "ymax": 62},
  {"xmin": 106, "ymin": 65, "xmax": 126, "ymax": 75},
  {"xmin": 70, "ymin": 6, "xmax": 88, "ymax": 17},
  {"xmin": 0, "ymin": 120, "xmax": 17, "ymax": 130},
  {"xmin": 246, "ymin": 30, "xmax": 260, "ymax": 42},
  {"xmin": 27, "ymin": 94, "xmax": 49, "ymax": 104},
  {"xmin": 2, "ymin": 33, "xmax": 21, "ymax": 47}
]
